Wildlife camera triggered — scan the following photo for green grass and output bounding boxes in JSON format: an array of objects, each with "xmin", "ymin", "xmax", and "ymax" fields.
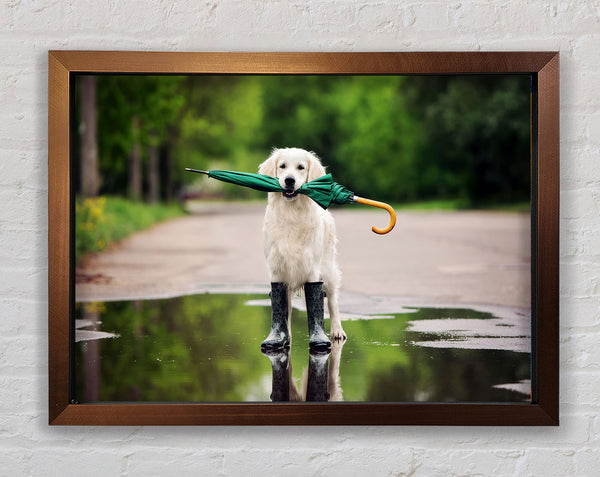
[
  {"xmin": 479, "ymin": 201, "xmax": 531, "ymax": 213},
  {"xmin": 392, "ymin": 198, "xmax": 470, "ymax": 211},
  {"xmin": 75, "ymin": 196, "xmax": 185, "ymax": 264},
  {"xmin": 391, "ymin": 199, "xmax": 531, "ymax": 212}
]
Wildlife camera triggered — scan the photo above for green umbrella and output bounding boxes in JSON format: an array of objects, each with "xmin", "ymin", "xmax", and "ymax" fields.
[
  {"xmin": 188, "ymin": 169, "xmax": 282, "ymax": 193},
  {"xmin": 185, "ymin": 168, "xmax": 395, "ymax": 234},
  {"xmin": 298, "ymin": 173, "xmax": 354, "ymax": 209}
]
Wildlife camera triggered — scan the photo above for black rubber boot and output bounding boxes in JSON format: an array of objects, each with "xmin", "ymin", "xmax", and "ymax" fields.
[
  {"xmin": 261, "ymin": 282, "xmax": 290, "ymax": 351},
  {"xmin": 304, "ymin": 281, "xmax": 332, "ymax": 352},
  {"xmin": 262, "ymin": 348, "xmax": 290, "ymax": 402},
  {"xmin": 306, "ymin": 349, "xmax": 330, "ymax": 402}
]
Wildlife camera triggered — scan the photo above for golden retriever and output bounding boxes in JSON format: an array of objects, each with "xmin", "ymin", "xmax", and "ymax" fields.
[{"xmin": 258, "ymin": 147, "xmax": 346, "ymax": 341}]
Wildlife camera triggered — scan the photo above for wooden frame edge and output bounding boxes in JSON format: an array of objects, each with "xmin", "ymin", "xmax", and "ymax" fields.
[
  {"xmin": 48, "ymin": 51, "xmax": 72, "ymax": 424},
  {"xmin": 51, "ymin": 403, "xmax": 557, "ymax": 426},
  {"xmin": 534, "ymin": 52, "xmax": 560, "ymax": 425},
  {"xmin": 48, "ymin": 50, "xmax": 558, "ymax": 75},
  {"xmin": 48, "ymin": 51, "xmax": 560, "ymax": 426}
]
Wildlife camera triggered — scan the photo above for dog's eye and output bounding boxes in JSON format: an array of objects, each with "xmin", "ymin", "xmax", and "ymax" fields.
[
  {"xmin": 279, "ymin": 163, "xmax": 286, "ymax": 169},
  {"xmin": 297, "ymin": 164, "xmax": 305, "ymax": 170}
]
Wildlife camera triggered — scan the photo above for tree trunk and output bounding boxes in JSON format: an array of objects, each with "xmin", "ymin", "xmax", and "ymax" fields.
[
  {"xmin": 128, "ymin": 116, "xmax": 142, "ymax": 201},
  {"xmin": 163, "ymin": 125, "xmax": 176, "ymax": 202},
  {"xmin": 80, "ymin": 76, "xmax": 99, "ymax": 198},
  {"xmin": 147, "ymin": 131, "xmax": 160, "ymax": 203}
]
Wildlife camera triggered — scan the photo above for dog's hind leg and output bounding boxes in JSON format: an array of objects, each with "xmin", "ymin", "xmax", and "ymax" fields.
[{"xmin": 286, "ymin": 286, "xmax": 294, "ymax": 337}]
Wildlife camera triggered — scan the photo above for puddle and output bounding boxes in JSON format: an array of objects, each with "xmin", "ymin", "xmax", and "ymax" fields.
[{"xmin": 74, "ymin": 294, "xmax": 531, "ymax": 403}]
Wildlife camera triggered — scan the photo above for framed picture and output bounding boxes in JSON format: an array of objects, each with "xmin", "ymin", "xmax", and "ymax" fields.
[{"xmin": 49, "ymin": 51, "xmax": 559, "ymax": 425}]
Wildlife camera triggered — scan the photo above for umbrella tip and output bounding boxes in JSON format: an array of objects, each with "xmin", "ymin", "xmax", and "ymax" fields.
[{"xmin": 185, "ymin": 168, "xmax": 209, "ymax": 175}]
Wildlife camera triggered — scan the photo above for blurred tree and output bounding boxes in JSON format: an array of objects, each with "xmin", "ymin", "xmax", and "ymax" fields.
[
  {"xmin": 258, "ymin": 76, "xmax": 338, "ymax": 160},
  {"xmin": 83, "ymin": 73, "xmax": 530, "ymax": 207},
  {"xmin": 128, "ymin": 116, "xmax": 142, "ymax": 200},
  {"xmin": 176, "ymin": 77, "xmax": 264, "ymax": 167},
  {"xmin": 405, "ymin": 75, "xmax": 530, "ymax": 205},
  {"xmin": 329, "ymin": 76, "xmax": 426, "ymax": 202},
  {"xmin": 257, "ymin": 75, "xmax": 427, "ymax": 202},
  {"xmin": 258, "ymin": 74, "xmax": 529, "ymax": 205},
  {"xmin": 95, "ymin": 75, "xmax": 185, "ymax": 202},
  {"xmin": 163, "ymin": 125, "xmax": 178, "ymax": 201},
  {"xmin": 79, "ymin": 75, "xmax": 99, "ymax": 198},
  {"xmin": 147, "ymin": 131, "xmax": 160, "ymax": 203}
]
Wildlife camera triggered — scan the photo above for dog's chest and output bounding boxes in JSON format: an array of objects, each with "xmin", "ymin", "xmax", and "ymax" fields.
[
  {"xmin": 263, "ymin": 203, "xmax": 324, "ymax": 261},
  {"xmin": 265, "ymin": 215, "xmax": 321, "ymax": 249}
]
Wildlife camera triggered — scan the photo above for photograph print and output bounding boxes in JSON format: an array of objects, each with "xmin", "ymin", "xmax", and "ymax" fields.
[{"xmin": 73, "ymin": 72, "xmax": 532, "ymax": 404}]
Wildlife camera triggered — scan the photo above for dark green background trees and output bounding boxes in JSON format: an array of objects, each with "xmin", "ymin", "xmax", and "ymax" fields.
[{"xmin": 75, "ymin": 73, "xmax": 531, "ymax": 206}]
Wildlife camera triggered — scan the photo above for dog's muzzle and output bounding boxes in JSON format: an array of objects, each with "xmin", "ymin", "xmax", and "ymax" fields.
[
  {"xmin": 282, "ymin": 189, "xmax": 299, "ymax": 200},
  {"xmin": 282, "ymin": 176, "xmax": 299, "ymax": 199}
]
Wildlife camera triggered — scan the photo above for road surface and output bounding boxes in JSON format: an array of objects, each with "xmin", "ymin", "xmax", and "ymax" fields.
[{"xmin": 76, "ymin": 201, "xmax": 531, "ymax": 312}]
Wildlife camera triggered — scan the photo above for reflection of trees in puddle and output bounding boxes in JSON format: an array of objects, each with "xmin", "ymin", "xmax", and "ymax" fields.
[
  {"xmin": 263, "ymin": 340, "xmax": 345, "ymax": 402},
  {"xmin": 80, "ymin": 304, "xmax": 100, "ymax": 402},
  {"xmin": 75, "ymin": 295, "xmax": 272, "ymax": 402},
  {"xmin": 338, "ymin": 308, "xmax": 531, "ymax": 402},
  {"xmin": 364, "ymin": 347, "xmax": 530, "ymax": 402},
  {"xmin": 74, "ymin": 294, "xmax": 530, "ymax": 403}
]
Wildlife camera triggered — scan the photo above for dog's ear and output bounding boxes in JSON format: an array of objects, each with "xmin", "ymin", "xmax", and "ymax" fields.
[
  {"xmin": 306, "ymin": 151, "xmax": 327, "ymax": 182},
  {"xmin": 258, "ymin": 149, "xmax": 279, "ymax": 177}
]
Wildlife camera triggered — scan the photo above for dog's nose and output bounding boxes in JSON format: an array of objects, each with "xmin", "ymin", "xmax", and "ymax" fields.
[{"xmin": 284, "ymin": 177, "xmax": 295, "ymax": 188}]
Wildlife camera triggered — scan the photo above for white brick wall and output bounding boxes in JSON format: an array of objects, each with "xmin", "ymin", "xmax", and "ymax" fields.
[{"xmin": 0, "ymin": 0, "xmax": 598, "ymax": 475}]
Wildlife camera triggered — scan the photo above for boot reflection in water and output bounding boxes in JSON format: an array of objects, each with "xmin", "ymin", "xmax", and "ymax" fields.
[
  {"xmin": 262, "ymin": 348, "xmax": 291, "ymax": 402},
  {"xmin": 306, "ymin": 350, "xmax": 330, "ymax": 402},
  {"xmin": 262, "ymin": 340, "xmax": 345, "ymax": 402}
]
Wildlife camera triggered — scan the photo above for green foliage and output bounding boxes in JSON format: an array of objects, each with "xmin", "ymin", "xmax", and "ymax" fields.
[
  {"xmin": 75, "ymin": 196, "xmax": 184, "ymax": 264},
  {"xmin": 76, "ymin": 75, "xmax": 186, "ymax": 197},
  {"xmin": 407, "ymin": 75, "xmax": 531, "ymax": 205},
  {"xmin": 256, "ymin": 74, "xmax": 529, "ymax": 205},
  {"xmin": 328, "ymin": 76, "xmax": 426, "ymax": 201},
  {"xmin": 81, "ymin": 73, "xmax": 531, "ymax": 207},
  {"xmin": 75, "ymin": 196, "xmax": 108, "ymax": 262}
]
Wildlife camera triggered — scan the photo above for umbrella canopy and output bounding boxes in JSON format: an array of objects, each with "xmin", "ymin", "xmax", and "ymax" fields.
[
  {"xmin": 298, "ymin": 174, "xmax": 354, "ymax": 209},
  {"xmin": 186, "ymin": 168, "xmax": 353, "ymax": 209},
  {"xmin": 185, "ymin": 168, "xmax": 395, "ymax": 234},
  {"xmin": 206, "ymin": 169, "xmax": 282, "ymax": 193}
]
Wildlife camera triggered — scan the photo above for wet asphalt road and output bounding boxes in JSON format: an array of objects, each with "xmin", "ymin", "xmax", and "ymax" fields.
[{"xmin": 76, "ymin": 201, "xmax": 530, "ymax": 312}]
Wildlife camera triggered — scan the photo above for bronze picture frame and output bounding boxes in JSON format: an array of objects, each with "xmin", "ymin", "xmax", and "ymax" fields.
[{"xmin": 49, "ymin": 51, "xmax": 559, "ymax": 425}]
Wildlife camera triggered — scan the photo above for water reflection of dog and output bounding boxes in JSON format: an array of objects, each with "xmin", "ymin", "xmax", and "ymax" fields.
[{"xmin": 262, "ymin": 339, "xmax": 344, "ymax": 402}]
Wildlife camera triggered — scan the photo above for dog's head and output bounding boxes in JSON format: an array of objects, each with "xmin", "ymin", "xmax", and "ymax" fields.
[{"xmin": 258, "ymin": 148, "xmax": 326, "ymax": 201}]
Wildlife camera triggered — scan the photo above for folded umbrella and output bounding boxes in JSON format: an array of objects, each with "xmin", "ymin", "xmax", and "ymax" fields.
[{"xmin": 185, "ymin": 168, "xmax": 396, "ymax": 234}]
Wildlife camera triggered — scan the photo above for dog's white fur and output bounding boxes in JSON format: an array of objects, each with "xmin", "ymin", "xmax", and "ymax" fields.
[{"xmin": 259, "ymin": 147, "xmax": 346, "ymax": 340}]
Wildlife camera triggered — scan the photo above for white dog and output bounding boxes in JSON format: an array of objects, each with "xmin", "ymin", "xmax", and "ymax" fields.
[{"xmin": 259, "ymin": 147, "xmax": 346, "ymax": 341}]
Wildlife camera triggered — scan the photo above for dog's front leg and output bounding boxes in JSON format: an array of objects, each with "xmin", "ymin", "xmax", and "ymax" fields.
[
  {"xmin": 261, "ymin": 282, "xmax": 291, "ymax": 350},
  {"xmin": 304, "ymin": 281, "xmax": 331, "ymax": 351},
  {"xmin": 325, "ymin": 286, "xmax": 346, "ymax": 341}
]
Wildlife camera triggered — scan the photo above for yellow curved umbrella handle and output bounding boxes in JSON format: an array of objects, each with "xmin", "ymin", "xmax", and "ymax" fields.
[{"xmin": 355, "ymin": 196, "xmax": 397, "ymax": 234}]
